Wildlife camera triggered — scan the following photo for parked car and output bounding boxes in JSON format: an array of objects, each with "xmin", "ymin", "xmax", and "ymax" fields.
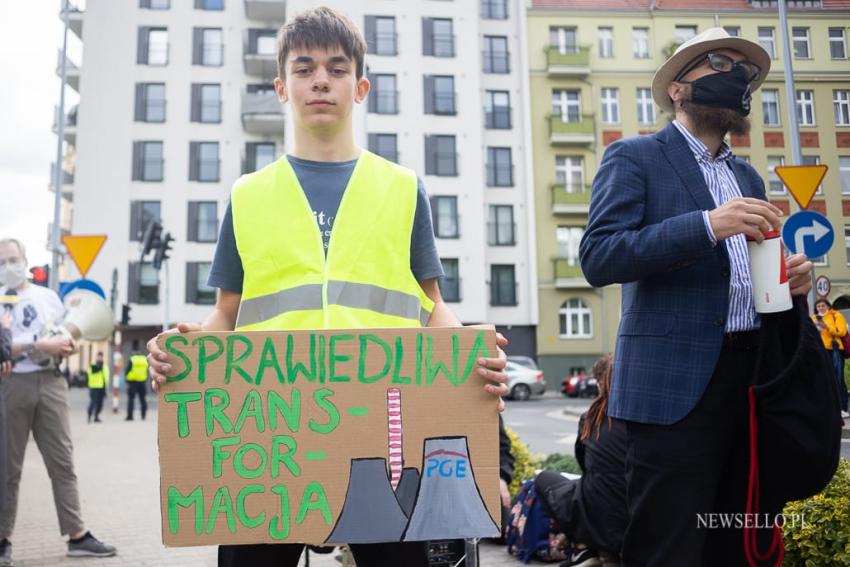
[
  {"xmin": 561, "ymin": 373, "xmax": 598, "ymax": 398},
  {"xmin": 505, "ymin": 360, "xmax": 546, "ymax": 401},
  {"xmin": 507, "ymin": 355, "xmax": 539, "ymax": 370}
]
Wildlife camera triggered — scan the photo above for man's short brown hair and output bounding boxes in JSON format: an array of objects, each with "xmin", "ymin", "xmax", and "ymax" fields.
[{"xmin": 277, "ymin": 6, "xmax": 367, "ymax": 80}]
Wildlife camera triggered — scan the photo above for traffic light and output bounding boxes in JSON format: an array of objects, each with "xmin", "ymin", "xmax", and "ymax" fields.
[
  {"xmin": 121, "ymin": 303, "xmax": 131, "ymax": 326},
  {"xmin": 141, "ymin": 221, "xmax": 163, "ymax": 258},
  {"xmin": 152, "ymin": 232, "xmax": 174, "ymax": 270},
  {"xmin": 30, "ymin": 265, "xmax": 49, "ymax": 287}
]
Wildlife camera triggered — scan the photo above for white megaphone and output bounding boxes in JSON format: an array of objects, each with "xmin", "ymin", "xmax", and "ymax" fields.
[{"xmin": 32, "ymin": 289, "xmax": 114, "ymax": 367}]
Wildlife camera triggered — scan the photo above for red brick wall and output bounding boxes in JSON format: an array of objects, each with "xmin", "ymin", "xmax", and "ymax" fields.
[
  {"xmin": 837, "ymin": 132, "xmax": 850, "ymax": 148},
  {"xmin": 602, "ymin": 130, "xmax": 623, "ymax": 146},
  {"xmin": 731, "ymin": 133, "xmax": 750, "ymax": 147},
  {"xmin": 764, "ymin": 132, "xmax": 784, "ymax": 147},
  {"xmin": 800, "ymin": 132, "xmax": 819, "ymax": 148},
  {"xmin": 808, "ymin": 200, "xmax": 826, "ymax": 215},
  {"xmin": 770, "ymin": 200, "xmax": 790, "ymax": 216}
]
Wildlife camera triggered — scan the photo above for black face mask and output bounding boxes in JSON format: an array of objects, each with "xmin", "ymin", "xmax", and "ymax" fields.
[{"xmin": 681, "ymin": 65, "xmax": 752, "ymax": 116}]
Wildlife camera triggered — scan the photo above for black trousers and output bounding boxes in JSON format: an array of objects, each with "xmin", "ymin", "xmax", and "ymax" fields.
[
  {"xmin": 217, "ymin": 542, "xmax": 429, "ymax": 567},
  {"xmin": 620, "ymin": 338, "xmax": 782, "ymax": 567},
  {"xmin": 126, "ymin": 381, "xmax": 147, "ymax": 419},
  {"xmin": 87, "ymin": 387, "xmax": 105, "ymax": 419}
]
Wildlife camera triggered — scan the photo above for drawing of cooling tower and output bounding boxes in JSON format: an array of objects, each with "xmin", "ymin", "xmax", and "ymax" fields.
[
  {"xmin": 325, "ymin": 458, "xmax": 409, "ymax": 544},
  {"xmin": 387, "ymin": 388, "xmax": 403, "ymax": 489},
  {"xmin": 402, "ymin": 437, "xmax": 500, "ymax": 541},
  {"xmin": 394, "ymin": 467, "xmax": 420, "ymax": 517}
]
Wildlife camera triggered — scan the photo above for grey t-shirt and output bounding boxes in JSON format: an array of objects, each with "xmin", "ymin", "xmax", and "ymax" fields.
[{"xmin": 208, "ymin": 155, "xmax": 444, "ymax": 293}]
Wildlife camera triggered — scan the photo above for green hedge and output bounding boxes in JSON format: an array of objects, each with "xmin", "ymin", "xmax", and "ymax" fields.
[{"xmin": 504, "ymin": 426, "xmax": 541, "ymax": 497}]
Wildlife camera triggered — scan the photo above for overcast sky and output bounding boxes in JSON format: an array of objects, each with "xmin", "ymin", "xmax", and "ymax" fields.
[{"xmin": 0, "ymin": 2, "xmax": 80, "ymax": 267}]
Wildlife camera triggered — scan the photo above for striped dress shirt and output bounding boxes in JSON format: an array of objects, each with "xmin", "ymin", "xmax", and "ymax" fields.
[{"xmin": 672, "ymin": 120, "xmax": 759, "ymax": 332}]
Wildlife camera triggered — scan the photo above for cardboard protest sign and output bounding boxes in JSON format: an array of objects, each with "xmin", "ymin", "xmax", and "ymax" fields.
[{"xmin": 158, "ymin": 326, "xmax": 500, "ymax": 547}]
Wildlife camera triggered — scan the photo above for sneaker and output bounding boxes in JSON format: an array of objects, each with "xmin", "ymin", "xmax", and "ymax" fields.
[
  {"xmin": 560, "ymin": 547, "xmax": 601, "ymax": 567},
  {"xmin": 841, "ymin": 410, "xmax": 849, "ymax": 419},
  {"xmin": 67, "ymin": 532, "xmax": 116, "ymax": 558},
  {"xmin": 0, "ymin": 538, "xmax": 12, "ymax": 566}
]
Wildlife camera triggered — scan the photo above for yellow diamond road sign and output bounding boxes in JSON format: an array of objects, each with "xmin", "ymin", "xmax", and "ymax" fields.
[
  {"xmin": 62, "ymin": 235, "xmax": 107, "ymax": 278},
  {"xmin": 774, "ymin": 164, "xmax": 828, "ymax": 210}
]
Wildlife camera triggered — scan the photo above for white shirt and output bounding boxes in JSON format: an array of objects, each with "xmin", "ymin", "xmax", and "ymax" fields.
[{"xmin": 2, "ymin": 284, "xmax": 64, "ymax": 373}]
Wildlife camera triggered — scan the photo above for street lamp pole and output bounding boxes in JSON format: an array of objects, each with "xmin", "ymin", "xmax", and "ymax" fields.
[{"xmin": 50, "ymin": 0, "xmax": 71, "ymax": 291}]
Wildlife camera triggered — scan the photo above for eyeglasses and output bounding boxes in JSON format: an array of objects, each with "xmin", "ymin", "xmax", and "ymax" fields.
[{"xmin": 676, "ymin": 52, "xmax": 761, "ymax": 83}]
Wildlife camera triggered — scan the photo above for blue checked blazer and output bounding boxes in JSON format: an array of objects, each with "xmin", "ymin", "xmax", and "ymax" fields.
[{"xmin": 579, "ymin": 122, "xmax": 767, "ymax": 425}]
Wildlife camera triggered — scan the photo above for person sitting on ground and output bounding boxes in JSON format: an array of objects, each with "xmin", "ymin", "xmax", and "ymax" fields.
[{"xmin": 535, "ymin": 354, "xmax": 627, "ymax": 567}]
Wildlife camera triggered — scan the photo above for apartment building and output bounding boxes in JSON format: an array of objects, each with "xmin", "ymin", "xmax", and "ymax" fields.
[{"xmin": 527, "ymin": 0, "xmax": 850, "ymax": 381}]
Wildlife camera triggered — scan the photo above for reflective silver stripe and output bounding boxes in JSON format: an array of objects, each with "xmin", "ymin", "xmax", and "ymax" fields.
[
  {"xmin": 419, "ymin": 308, "xmax": 431, "ymax": 327},
  {"xmin": 327, "ymin": 281, "xmax": 425, "ymax": 322},
  {"xmin": 236, "ymin": 284, "xmax": 324, "ymax": 327}
]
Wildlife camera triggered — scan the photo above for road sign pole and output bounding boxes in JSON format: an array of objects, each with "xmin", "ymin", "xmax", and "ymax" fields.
[{"xmin": 163, "ymin": 260, "xmax": 170, "ymax": 334}]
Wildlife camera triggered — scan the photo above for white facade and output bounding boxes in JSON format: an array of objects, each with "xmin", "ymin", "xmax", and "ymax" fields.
[{"xmin": 63, "ymin": 0, "xmax": 537, "ymax": 350}]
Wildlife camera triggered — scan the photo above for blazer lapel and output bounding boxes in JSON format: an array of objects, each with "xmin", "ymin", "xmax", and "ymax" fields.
[
  {"xmin": 657, "ymin": 123, "xmax": 716, "ymax": 212},
  {"xmin": 728, "ymin": 159, "xmax": 757, "ymax": 198}
]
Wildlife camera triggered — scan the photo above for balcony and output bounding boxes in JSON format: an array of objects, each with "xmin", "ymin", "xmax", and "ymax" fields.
[
  {"xmin": 243, "ymin": 47, "xmax": 277, "ymax": 77},
  {"xmin": 56, "ymin": 50, "xmax": 80, "ymax": 92},
  {"xmin": 64, "ymin": 4, "xmax": 84, "ymax": 39},
  {"xmin": 241, "ymin": 91, "xmax": 284, "ymax": 134},
  {"xmin": 549, "ymin": 115, "xmax": 595, "ymax": 145},
  {"xmin": 52, "ymin": 105, "xmax": 78, "ymax": 145},
  {"xmin": 551, "ymin": 184, "xmax": 592, "ymax": 214},
  {"xmin": 49, "ymin": 162, "xmax": 74, "ymax": 200},
  {"xmin": 546, "ymin": 46, "xmax": 591, "ymax": 77},
  {"xmin": 244, "ymin": 0, "xmax": 286, "ymax": 21},
  {"xmin": 487, "ymin": 222, "xmax": 517, "ymax": 246},
  {"xmin": 554, "ymin": 259, "xmax": 591, "ymax": 288}
]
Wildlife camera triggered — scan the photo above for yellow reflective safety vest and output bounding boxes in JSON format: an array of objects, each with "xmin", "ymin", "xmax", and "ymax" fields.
[
  {"xmin": 126, "ymin": 354, "xmax": 149, "ymax": 382},
  {"xmin": 231, "ymin": 151, "xmax": 434, "ymax": 331},
  {"xmin": 88, "ymin": 364, "xmax": 108, "ymax": 389}
]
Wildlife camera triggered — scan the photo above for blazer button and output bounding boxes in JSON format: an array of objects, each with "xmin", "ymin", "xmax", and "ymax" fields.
[
  {"xmin": 721, "ymin": 266, "xmax": 731, "ymax": 277},
  {"xmin": 714, "ymin": 318, "xmax": 724, "ymax": 327}
]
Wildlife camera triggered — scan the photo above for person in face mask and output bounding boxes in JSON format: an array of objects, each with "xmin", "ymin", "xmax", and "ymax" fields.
[
  {"xmin": 0, "ymin": 238, "xmax": 116, "ymax": 565},
  {"xmin": 579, "ymin": 28, "xmax": 815, "ymax": 566}
]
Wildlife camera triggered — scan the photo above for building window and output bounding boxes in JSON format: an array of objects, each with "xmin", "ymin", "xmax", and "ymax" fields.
[
  {"xmin": 481, "ymin": 0, "xmax": 508, "ymax": 19},
  {"xmin": 425, "ymin": 135, "xmax": 457, "ymax": 177},
  {"xmin": 138, "ymin": 27, "xmax": 168, "ymax": 66},
  {"xmin": 550, "ymin": 26, "xmax": 578, "ymax": 54},
  {"xmin": 368, "ymin": 74, "xmax": 398, "ymax": 114},
  {"xmin": 246, "ymin": 29, "xmax": 276, "ymax": 56},
  {"xmin": 559, "ymin": 298, "xmax": 592, "ymax": 338},
  {"xmin": 829, "ymin": 28, "xmax": 847, "ymax": 59},
  {"xmin": 195, "ymin": 0, "xmax": 223, "ymax": 10},
  {"xmin": 598, "ymin": 27, "xmax": 614, "ymax": 58},
  {"xmin": 188, "ymin": 201, "xmax": 218, "ymax": 242},
  {"xmin": 758, "ymin": 27, "xmax": 775, "ymax": 59},
  {"xmin": 490, "ymin": 265, "xmax": 517, "ymax": 306},
  {"xmin": 440, "ymin": 259, "xmax": 460, "ymax": 302},
  {"xmin": 365, "ymin": 16, "xmax": 397, "ymax": 56},
  {"xmin": 767, "ymin": 156, "xmax": 785, "ymax": 194},
  {"xmin": 792, "ymin": 27, "xmax": 810, "ymax": 58},
  {"xmin": 189, "ymin": 142, "xmax": 220, "ymax": 182},
  {"xmin": 802, "ymin": 156, "xmax": 823, "ymax": 194},
  {"xmin": 431, "ymin": 196, "xmax": 459, "ymax": 239},
  {"xmin": 835, "ymin": 90, "xmax": 850, "ymax": 125},
  {"xmin": 423, "ymin": 18, "xmax": 454, "ymax": 57},
  {"xmin": 193, "ymin": 28, "xmax": 223, "ymax": 66},
  {"xmin": 840, "ymin": 156, "xmax": 850, "ymax": 194},
  {"xmin": 134, "ymin": 83, "xmax": 165, "ymax": 122},
  {"xmin": 129, "ymin": 201, "xmax": 161, "ymax": 241},
  {"xmin": 186, "ymin": 262, "xmax": 216, "ymax": 305},
  {"xmin": 600, "ymin": 88, "xmax": 620, "ymax": 124},
  {"xmin": 557, "ymin": 226, "xmax": 584, "ymax": 266},
  {"xmin": 633, "ymin": 27, "xmax": 650, "ymax": 59},
  {"xmin": 486, "ymin": 147, "xmax": 513, "ymax": 187},
  {"xmin": 488, "ymin": 205, "xmax": 515, "ymax": 246},
  {"xmin": 368, "ymin": 134, "xmax": 398, "ymax": 163},
  {"xmin": 674, "ymin": 25, "xmax": 697, "ymax": 45},
  {"xmin": 724, "ymin": 26, "xmax": 740, "ymax": 37},
  {"xmin": 190, "ymin": 84, "xmax": 221, "ymax": 123},
  {"xmin": 845, "ymin": 226, "xmax": 850, "ymax": 265},
  {"xmin": 140, "ymin": 0, "xmax": 170, "ymax": 9},
  {"xmin": 129, "ymin": 262, "xmax": 158, "ymax": 304},
  {"xmin": 796, "ymin": 90, "xmax": 815, "ymax": 126},
  {"xmin": 483, "ymin": 36, "xmax": 509, "ymax": 73},
  {"xmin": 485, "ymin": 91, "xmax": 511, "ymax": 129},
  {"xmin": 636, "ymin": 87, "xmax": 655, "ymax": 125},
  {"xmin": 244, "ymin": 142, "xmax": 275, "ymax": 173},
  {"xmin": 762, "ymin": 89, "xmax": 780, "ymax": 126},
  {"xmin": 424, "ymin": 75, "xmax": 456, "ymax": 115},
  {"xmin": 132, "ymin": 141, "xmax": 164, "ymax": 182},
  {"xmin": 552, "ymin": 89, "xmax": 581, "ymax": 122},
  {"xmin": 555, "ymin": 156, "xmax": 584, "ymax": 191}
]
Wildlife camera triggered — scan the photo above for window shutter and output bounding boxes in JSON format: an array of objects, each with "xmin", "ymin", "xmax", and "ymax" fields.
[
  {"xmin": 128, "ymin": 263, "xmax": 139, "ymax": 303},
  {"xmin": 364, "ymin": 16, "xmax": 377, "ymax": 54},
  {"xmin": 367, "ymin": 134, "xmax": 378, "ymax": 154},
  {"xmin": 245, "ymin": 143, "xmax": 257, "ymax": 173},
  {"xmin": 137, "ymin": 27, "xmax": 149, "ymax": 64},
  {"xmin": 248, "ymin": 29, "xmax": 259, "ymax": 53},
  {"xmin": 129, "ymin": 201, "xmax": 140, "ymax": 240},
  {"xmin": 367, "ymin": 74, "xmax": 377, "ymax": 113},
  {"xmin": 189, "ymin": 142, "xmax": 199, "ymax": 181},
  {"xmin": 190, "ymin": 84, "xmax": 201, "ymax": 122},
  {"xmin": 134, "ymin": 84, "xmax": 145, "ymax": 121},
  {"xmin": 425, "ymin": 135, "xmax": 436, "ymax": 175},
  {"xmin": 187, "ymin": 202, "xmax": 198, "ymax": 241},
  {"xmin": 423, "ymin": 75, "xmax": 435, "ymax": 114},
  {"xmin": 186, "ymin": 263, "xmax": 198, "ymax": 303},
  {"xmin": 192, "ymin": 28, "xmax": 203, "ymax": 65},
  {"xmin": 422, "ymin": 18, "xmax": 434, "ymax": 56},
  {"xmin": 132, "ymin": 142, "xmax": 143, "ymax": 181}
]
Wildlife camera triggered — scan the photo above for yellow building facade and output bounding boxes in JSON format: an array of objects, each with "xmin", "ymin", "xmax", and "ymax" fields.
[{"xmin": 527, "ymin": 0, "xmax": 850, "ymax": 382}]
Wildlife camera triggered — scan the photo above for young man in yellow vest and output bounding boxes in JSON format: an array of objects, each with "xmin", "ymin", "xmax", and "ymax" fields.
[
  {"xmin": 86, "ymin": 352, "xmax": 108, "ymax": 423},
  {"xmin": 125, "ymin": 345, "xmax": 149, "ymax": 421},
  {"xmin": 146, "ymin": 7, "xmax": 509, "ymax": 567}
]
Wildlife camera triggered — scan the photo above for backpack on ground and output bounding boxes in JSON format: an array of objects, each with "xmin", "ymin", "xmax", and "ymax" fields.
[{"xmin": 505, "ymin": 479, "xmax": 567, "ymax": 563}]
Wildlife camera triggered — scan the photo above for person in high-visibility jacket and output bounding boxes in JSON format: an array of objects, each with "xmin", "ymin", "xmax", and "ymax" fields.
[
  {"xmin": 146, "ymin": 7, "xmax": 509, "ymax": 567},
  {"xmin": 86, "ymin": 352, "xmax": 108, "ymax": 423},
  {"xmin": 124, "ymin": 347, "xmax": 148, "ymax": 421}
]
